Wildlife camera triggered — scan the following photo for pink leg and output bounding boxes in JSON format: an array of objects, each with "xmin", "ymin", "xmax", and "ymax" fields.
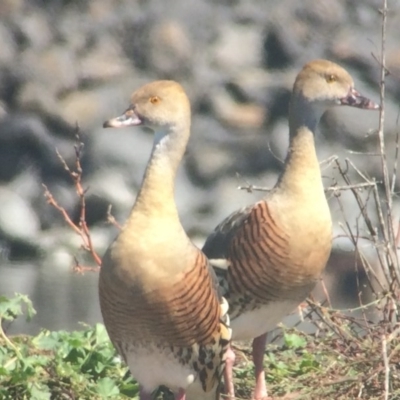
[
  {"xmin": 223, "ymin": 345, "xmax": 236, "ymax": 399},
  {"xmin": 139, "ymin": 386, "xmax": 153, "ymax": 400},
  {"xmin": 174, "ymin": 388, "xmax": 186, "ymax": 400},
  {"xmin": 252, "ymin": 333, "xmax": 269, "ymax": 400}
]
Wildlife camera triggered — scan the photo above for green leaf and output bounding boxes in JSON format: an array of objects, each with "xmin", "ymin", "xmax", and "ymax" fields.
[
  {"xmin": 0, "ymin": 294, "xmax": 36, "ymax": 322},
  {"xmin": 94, "ymin": 323, "xmax": 110, "ymax": 345},
  {"xmin": 97, "ymin": 377, "xmax": 120, "ymax": 398},
  {"xmin": 283, "ymin": 333, "xmax": 306, "ymax": 349},
  {"xmin": 34, "ymin": 331, "xmax": 60, "ymax": 351},
  {"xmin": 30, "ymin": 384, "xmax": 51, "ymax": 400},
  {"xmin": 120, "ymin": 380, "xmax": 140, "ymax": 398}
]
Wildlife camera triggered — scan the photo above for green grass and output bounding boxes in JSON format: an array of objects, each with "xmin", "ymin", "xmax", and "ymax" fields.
[
  {"xmin": 1, "ymin": 294, "xmax": 399, "ymax": 399},
  {"xmin": 233, "ymin": 326, "xmax": 400, "ymax": 400},
  {"xmin": 0, "ymin": 294, "xmax": 137, "ymax": 400}
]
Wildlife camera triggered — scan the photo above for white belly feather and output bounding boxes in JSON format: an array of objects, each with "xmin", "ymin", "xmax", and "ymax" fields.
[
  {"xmin": 125, "ymin": 345, "xmax": 195, "ymax": 393},
  {"xmin": 231, "ymin": 301, "xmax": 299, "ymax": 341}
]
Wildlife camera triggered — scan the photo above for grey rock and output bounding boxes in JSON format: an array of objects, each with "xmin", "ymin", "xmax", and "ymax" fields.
[
  {"xmin": 0, "ymin": 22, "xmax": 17, "ymax": 67},
  {"xmin": 0, "ymin": 0, "xmax": 395, "ymax": 333},
  {"xmin": 0, "ymin": 186, "xmax": 40, "ymax": 240},
  {"xmin": 14, "ymin": 9, "xmax": 53, "ymax": 50},
  {"xmin": 213, "ymin": 22, "xmax": 263, "ymax": 73}
]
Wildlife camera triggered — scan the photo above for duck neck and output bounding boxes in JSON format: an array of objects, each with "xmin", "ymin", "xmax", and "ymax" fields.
[
  {"xmin": 276, "ymin": 95, "xmax": 325, "ymax": 196},
  {"xmin": 130, "ymin": 124, "xmax": 189, "ymax": 220}
]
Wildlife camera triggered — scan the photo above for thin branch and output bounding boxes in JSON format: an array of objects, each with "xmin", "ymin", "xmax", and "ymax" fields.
[
  {"xmin": 320, "ymin": 278, "xmax": 332, "ymax": 309},
  {"xmin": 236, "ymin": 172, "xmax": 272, "ymax": 193},
  {"xmin": 320, "ymin": 154, "xmax": 339, "ymax": 168},
  {"xmin": 107, "ymin": 205, "xmax": 122, "ymax": 230},
  {"xmin": 335, "ymin": 159, "xmax": 378, "ymax": 239},
  {"xmin": 266, "ymin": 139, "xmax": 284, "ymax": 165},
  {"xmin": 43, "ymin": 185, "xmax": 82, "ymax": 237},
  {"xmin": 382, "ymin": 335, "xmax": 389, "ymax": 400},
  {"xmin": 390, "ymin": 108, "xmax": 400, "ymax": 196},
  {"xmin": 237, "ymin": 184, "xmax": 271, "ymax": 193},
  {"xmin": 43, "ymin": 128, "xmax": 102, "ymax": 270},
  {"xmin": 376, "ymin": 0, "xmax": 399, "ymax": 273},
  {"xmin": 347, "ymin": 150, "xmax": 380, "ymax": 156},
  {"xmin": 325, "ymin": 181, "xmax": 378, "ymax": 193},
  {"xmin": 345, "ymin": 157, "xmax": 373, "ymax": 184},
  {"xmin": 0, "ymin": 319, "xmax": 22, "ymax": 358}
]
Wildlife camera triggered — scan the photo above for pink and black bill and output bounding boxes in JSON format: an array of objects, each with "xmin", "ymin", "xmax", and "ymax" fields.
[
  {"xmin": 103, "ymin": 107, "xmax": 142, "ymax": 128},
  {"xmin": 340, "ymin": 88, "xmax": 380, "ymax": 110}
]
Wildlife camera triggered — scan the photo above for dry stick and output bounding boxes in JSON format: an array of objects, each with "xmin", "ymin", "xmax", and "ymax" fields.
[
  {"xmin": 357, "ymin": 383, "xmax": 364, "ymax": 399},
  {"xmin": 335, "ymin": 159, "xmax": 377, "ymax": 238},
  {"xmin": 392, "ymin": 111, "xmax": 400, "ymax": 250},
  {"xmin": 73, "ymin": 144, "xmax": 102, "ymax": 269},
  {"xmin": 267, "ymin": 139, "xmax": 284, "ymax": 165},
  {"xmin": 371, "ymin": 183, "xmax": 393, "ymax": 285},
  {"xmin": 320, "ymin": 154, "xmax": 339, "ymax": 168},
  {"xmin": 336, "ymin": 159, "xmax": 392, "ymax": 288},
  {"xmin": 43, "ymin": 184, "xmax": 101, "ymax": 270},
  {"xmin": 347, "ymin": 150, "xmax": 380, "ymax": 156},
  {"xmin": 237, "ymin": 184, "xmax": 271, "ymax": 193},
  {"xmin": 325, "ymin": 181, "xmax": 377, "ymax": 193},
  {"xmin": 306, "ymin": 300, "xmax": 354, "ymax": 343},
  {"xmin": 238, "ymin": 181, "xmax": 377, "ymax": 195},
  {"xmin": 396, "ymin": 218, "xmax": 400, "ymax": 248},
  {"xmin": 382, "ymin": 335, "xmax": 390, "ymax": 400},
  {"xmin": 376, "ymin": 0, "xmax": 400, "ymax": 275},
  {"xmin": 320, "ymin": 278, "xmax": 332, "ymax": 309},
  {"xmin": 372, "ymin": 183, "xmax": 400, "ymax": 288},
  {"xmin": 352, "ymin": 228, "xmax": 375, "ymax": 336},
  {"xmin": 364, "ymin": 334, "xmax": 395, "ymax": 395},
  {"xmin": 334, "ymin": 233, "xmax": 373, "ymax": 242},
  {"xmin": 331, "ymin": 165, "xmax": 393, "ymax": 328},
  {"xmin": 390, "ymin": 109, "xmax": 400, "ymax": 196},
  {"xmin": 346, "ymin": 157, "xmax": 375, "ymax": 184},
  {"xmin": 107, "ymin": 205, "xmax": 123, "ymax": 230},
  {"xmin": 55, "ymin": 144, "xmax": 102, "ymax": 269},
  {"xmin": 358, "ymin": 250, "xmax": 386, "ymax": 299},
  {"xmin": 334, "ymin": 167, "xmax": 372, "ymax": 253},
  {"xmin": 43, "ymin": 185, "xmax": 82, "ymax": 237},
  {"xmin": 43, "ymin": 129, "xmax": 102, "ymax": 270},
  {"xmin": 377, "ymin": 0, "xmax": 390, "ymax": 211}
]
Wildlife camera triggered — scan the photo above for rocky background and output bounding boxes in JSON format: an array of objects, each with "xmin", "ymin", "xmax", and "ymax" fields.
[{"xmin": 0, "ymin": 0, "xmax": 399, "ymax": 333}]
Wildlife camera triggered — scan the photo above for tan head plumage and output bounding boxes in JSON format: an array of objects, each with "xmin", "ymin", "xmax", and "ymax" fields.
[
  {"xmin": 292, "ymin": 59, "xmax": 379, "ymax": 110},
  {"xmin": 103, "ymin": 80, "xmax": 191, "ymax": 131}
]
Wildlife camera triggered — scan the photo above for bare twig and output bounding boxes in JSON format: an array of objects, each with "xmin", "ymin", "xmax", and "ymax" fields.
[
  {"xmin": 43, "ymin": 128, "xmax": 102, "ymax": 271},
  {"xmin": 236, "ymin": 172, "xmax": 272, "ymax": 193},
  {"xmin": 107, "ymin": 205, "xmax": 122, "ymax": 230},
  {"xmin": 43, "ymin": 185, "xmax": 82, "ymax": 237},
  {"xmin": 390, "ymin": 109, "xmax": 400, "ymax": 196},
  {"xmin": 375, "ymin": 0, "xmax": 399, "ymax": 273},
  {"xmin": 325, "ymin": 181, "xmax": 378, "ymax": 193},
  {"xmin": 346, "ymin": 150, "xmax": 380, "ymax": 156},
  {"xmin": 267, "ymin": 139, "xmax": 284, "ymax": 165},
  {"xmin": 320, "ymin": 154, "xmax": 339, "ymax": 168},
  {"xmin": 382, "ymin": 335, "xmax": 390, "ymax": 400},
  {"xmin": 237, "ymin": 184, "xmax": 271, "ymax": 193},
  {"xmin": 320, "ymin": 278, "xmax": 332, "ymax": 309},
  {"xmin": 239, "ymin": 180, "xmax": 380, "ymax": 195}
]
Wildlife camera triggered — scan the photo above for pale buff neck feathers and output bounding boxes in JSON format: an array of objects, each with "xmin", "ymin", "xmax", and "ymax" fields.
[
  {"xmin": 104, "ymin": 80, "xmax": 191, "ymax": 221},
  {"xmin": 277, "ymin": 59, "xmax": 379, "ymax": 197}
]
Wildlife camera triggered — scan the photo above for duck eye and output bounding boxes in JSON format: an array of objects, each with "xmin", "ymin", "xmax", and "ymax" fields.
[
  {"xmin": 150, "ymin": 96, "xmax": 160, "ymax": 104},
  {"xmin": 326, "ymin": 74, "xmax": 337, "ymax": 83}
]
